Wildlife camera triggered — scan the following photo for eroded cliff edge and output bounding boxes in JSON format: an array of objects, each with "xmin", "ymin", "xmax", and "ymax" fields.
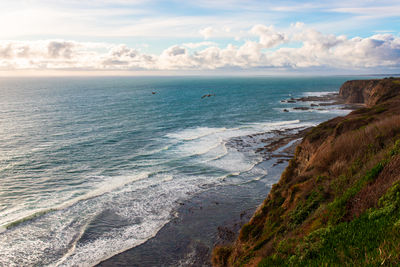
[{"xmin": 213, "ymin": 77, "xmax": 400, "ymax": 266}]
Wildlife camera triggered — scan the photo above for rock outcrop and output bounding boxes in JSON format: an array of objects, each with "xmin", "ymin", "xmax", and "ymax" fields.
[
  {"xmin": 213, "ymin": 78, "xmax": 400, "ymax": 266},
  {"xmin": 339, "ymin": 77, "xmax": 400, "ymax": 107}
]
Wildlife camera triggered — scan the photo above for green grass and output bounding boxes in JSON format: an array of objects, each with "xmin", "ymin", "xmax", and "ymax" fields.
[
  {"xmin": 326, "ymin": 161, "xmax": 385, "ymax": 225},
  {"xmin": 218, "ymin": 112, "xmax": 400, "ymax": 267},
  {"xmin": 257, "ymin": 164, "xmax": 400, "ymax": 267},
  {"xmin": 257, "ymin": 141, "xmax": 400, "ymax": 266},
  {"xmin": 292, "ymin": 181, "xmax": 400, "ymax": 266},
  {"xmin": 392, "ymin": 80, "xmax": 400, "ymax": 85},
  {"xmin": 259, "ymin": 181, "xmax": 400, "ymax": 266},
  {"xmin": 289, "ymin": 190, "xmax": 323, "ymax": 228},
  {"xmin": 240, "ymin": 223, "xmax": 264, "ymax": 242},
  {"xmin": 307, "ymin": 121, "xmax": 335, "ymax": 142}
]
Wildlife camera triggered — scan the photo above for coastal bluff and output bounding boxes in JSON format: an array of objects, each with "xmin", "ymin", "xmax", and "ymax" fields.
[
  {"xmin": 213, "ymin": 78, "xmax": 400, "ymax": 266},
  {"xmin": 339, "ymin": 77, "xmax": 400, "ymax": 107}
]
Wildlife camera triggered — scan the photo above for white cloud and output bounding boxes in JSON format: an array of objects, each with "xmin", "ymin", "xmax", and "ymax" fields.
[
  {"xmin": 0, "ymin": 24, "xmax": 399, "ymax": 73},
  {"xmin": 199, "ymin": 27, "xmax": 215, "ymax": 40},
  {"xmin": 0, "ymin": 0, "xmax": 399, "ymax": 43},
  {"xmin": 250, "ymin": 24, "xmax": 288, "ymax": 48},
  {"xmin": 47, "ymin": 41, "xmax": 76, "ymax": 59},
  {"xmin": 183, "ymin": 42, "xmax": 217, "ymax": 49},
  {"xmin": 330, "ymin": 5, "xmax": 400, "ymax": 17}
]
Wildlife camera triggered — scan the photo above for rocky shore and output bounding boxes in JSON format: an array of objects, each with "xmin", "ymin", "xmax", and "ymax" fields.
[
  {"xmin": 98, "ymin": 126, "xmax": 309, "ymax": 267},
  {"xmin": 213, "ymin": 77, "xmax": 400, "ymax": 266},
  {"xmin": 97, "ymin": 88, "xmax": 352, "ymax": 266}
]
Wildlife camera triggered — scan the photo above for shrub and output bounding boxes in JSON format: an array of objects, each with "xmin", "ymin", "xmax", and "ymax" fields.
[
  {"xmin": 212, "ymin": 245, "xmax": 233, "ymax": 266},
  {"xmin": 289, "ymin": 190, "xmax": 323, "ymax": 227}
]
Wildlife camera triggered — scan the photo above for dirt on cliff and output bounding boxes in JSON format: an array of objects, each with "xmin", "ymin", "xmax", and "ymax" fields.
[
  {"xmin": 339, "ymin": 77, "xmax": 400, "ymax": 107},
  {"xmin": 213, "ymin": 78, "xmax": 400, "ymax": 267}
]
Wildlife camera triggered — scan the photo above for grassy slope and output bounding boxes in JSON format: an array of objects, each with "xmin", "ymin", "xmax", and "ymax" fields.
[{"xmin": 212, "ymin": 78, "xmax": 400, "ymax": 266}]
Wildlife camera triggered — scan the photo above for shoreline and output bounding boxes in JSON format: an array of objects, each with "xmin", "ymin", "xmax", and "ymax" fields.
[
  {"xmin": 97, "ymin": 127, "xmax": 314, "ymax": 266},
  {"xmin": 97, "ymin": 91, "xmax": 353, "ymax": 266},
  {"xmin": 213, "ymin": 77, "xmax": 400, "ymax": 266}
]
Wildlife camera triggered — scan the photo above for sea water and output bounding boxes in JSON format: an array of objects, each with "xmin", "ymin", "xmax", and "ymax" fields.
[{"xmin": 0, "ymin": 76, "xmax": 372, "ymax": 266}]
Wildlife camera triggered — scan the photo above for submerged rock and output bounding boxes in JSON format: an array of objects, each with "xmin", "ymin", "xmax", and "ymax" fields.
[{"xmin": 293, "ymin": 106, "xmax": 310, "ymax": 110}]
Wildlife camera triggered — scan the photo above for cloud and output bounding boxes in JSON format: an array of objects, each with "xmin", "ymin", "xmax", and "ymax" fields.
[
  {"xmin": 199, "ymin": 27, "xmax": 215, "ymax": 39},
  {"xmin": 101, "ymin": 44, "xmax": 156, "ymax": 69},
  {"xmin": 47, "ymin": 41, "xmax": 76, "ymax": 58},
  {"xmin": 0, "ymin": 0, "xmax": 399, "ymax": 44},
  {"xmin": 0, "ymin": 44, "xmax": 13, "ymax": 59},
  {"xmin": 250, "ymin": 24, "xmax": 288, "ymax": 48},
  {"xmin": 330, "ymin": 5, "xmax": 400, "ymax": 17},
  {"xmin": 0, "ymin": 24, "xmax": 399, "ymax": 73},
  {"xmin": 183, "ymin": 41, "xmax": 217, "ymax": 49},
  {"xmin": 164, "ymin": 45, "xmax": 186, "ymax": 56},
  {"xmin": 109, "ymin": 45, "xmax": 138, "ymax": 58}
]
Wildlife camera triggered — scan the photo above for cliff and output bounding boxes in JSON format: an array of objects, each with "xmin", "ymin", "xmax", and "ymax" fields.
[
  {"xmin": 339, "ymin": 77, "xmax": 400, "ymax": 107},
  {"xmin": 213, "ymin": 77, "xmax": 400, "ymax": 266}
]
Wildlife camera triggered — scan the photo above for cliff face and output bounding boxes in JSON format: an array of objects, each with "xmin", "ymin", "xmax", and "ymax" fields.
[
  {"xmin": 213, "ymin": 78, "xmax": 400, "ymax": 266},
  {"xmin": 339, "ymin": 79, "xmax": 379, "ymax": 105},
  {"xmin": 339, "ymin": 78, "xmax": 400, "ymax": 107}
]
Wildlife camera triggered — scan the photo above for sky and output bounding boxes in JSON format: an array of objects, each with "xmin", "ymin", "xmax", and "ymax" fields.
[{"xmin": 0, "ymin": 0, "xmax": 400, "ymax": 76}]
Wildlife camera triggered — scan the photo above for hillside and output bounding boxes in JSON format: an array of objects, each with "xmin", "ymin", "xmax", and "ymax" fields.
[{"xmin": 212, "ymin": 77, "xmax": 400, "ymax": 266}]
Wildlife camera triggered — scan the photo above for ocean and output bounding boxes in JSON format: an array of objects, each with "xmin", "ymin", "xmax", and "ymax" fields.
[{"xmin": 0, "ymin": 76, "xmax": 370, "ymax": 266}]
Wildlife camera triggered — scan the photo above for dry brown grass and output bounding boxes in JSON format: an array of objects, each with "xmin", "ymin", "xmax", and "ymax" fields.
[
  {"xmin": 311, "ymin": 115, "xmax": 400, "ymax": 177},
  {"xmin": 213, "ymin": 88, "xmax": 400, "ymax": 266},
  {"xmin": 212, "ymin": 245, "xmax": 232, "ymax": 267},
  {"xmin": 329, "ymin": 159, "xmax": 348, "ymax": 177},
  {"xmin": 347, "ymin": 155, "xmax": 400, "ymax": 219}
]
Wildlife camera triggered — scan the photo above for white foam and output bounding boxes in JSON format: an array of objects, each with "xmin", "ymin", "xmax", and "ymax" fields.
[
  {"xmin": 54, "ymin": 220, "xmax": 91, "ymax": 267},
  {"xmin": 283, "ymin": 107, "xmax": 351, "ymax": 116},
  {"xmin": 0, "ymin": 172, "xmax": 206, "ymax": 267},
  {"xmin": 302, "ymin": 91, "xmax": 337, "ymax": 97},
  {"xmin": 58, "ymin": 172, "xmax": 150, "ymax": 210},
  {"xmin": 312, "ymin": 107, "xmax": 352, "ymax": 116},
  {"xmin": 247, "ymin": 119, "xmax": 300, "ymax": 127},
  {"xmin": 160, "ymin": 173, "xmax": 174, "ymax": 182},
  {"xmin": 173, "ymin": 136, "xmax": 224, "ymax": 157},
  {"xmin": 138, "ymin": 144, "xmax": 172, "ymax": 157},
  {"xmin": 203, "ymin": 143, "xmax": 228, "ymax": 162},
  {"xmin": 206, "ymin": 150, "xmax": 256, "ymax": 173},
  {"xmin": 167, "ymin": 127, "xmax": 227, "ymax": 141},
  {"xmin": 0, "ymin": 171, "xmax": 150, "ymax": 229},
  {"xmin": 0, "ymin": 119, "xmax": 314, "ymax": 266},
  {"xmin": 167, "ymin": 120, "xmax": 308, "ymax": 161}
]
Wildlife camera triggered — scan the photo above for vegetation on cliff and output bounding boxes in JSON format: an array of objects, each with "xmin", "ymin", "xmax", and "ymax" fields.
[{"xmin": 213, "ymin": 78, "xmax": 400, "ymax": 266}]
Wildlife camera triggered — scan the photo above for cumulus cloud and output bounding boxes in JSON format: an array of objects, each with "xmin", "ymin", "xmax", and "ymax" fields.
[
  {"xmin": 47, "ymin": 41, "xmax": 76, "ymax": 58},
  {"xmin": 250, "ymin": 24, "xmax": 288, "ymax": 48},
  {"xmin": 0, "ymin": 44, "xmax": 13, "ymax": 59},
  {"xmin": 0, "ymin": 24, "xmax": 400, "ymax": 72},
  {"xmin": 101, "ymin": 44, "xmax": 155, "ymax": 69},
  {"xmin": 199, "ymin": 27, "xmax": 215, "ymax": 39},
  {"xmin": 164, "ymin": 45, "xmax": 186, "ymax": 56},
  {"xmin": 109, "ymin": 45, "xmax": 138, "ymax": 58}
]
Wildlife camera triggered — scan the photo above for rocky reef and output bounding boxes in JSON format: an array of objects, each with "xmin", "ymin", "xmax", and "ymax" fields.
[{"xmin": 213, "ymin": 77, "xmax": 400, "ymax": 266}]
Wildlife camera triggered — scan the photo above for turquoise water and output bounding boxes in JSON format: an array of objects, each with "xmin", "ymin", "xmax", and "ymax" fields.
[{"xmin": 0, "ymin": 76, "xmax": 366, "ymax": 266}]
